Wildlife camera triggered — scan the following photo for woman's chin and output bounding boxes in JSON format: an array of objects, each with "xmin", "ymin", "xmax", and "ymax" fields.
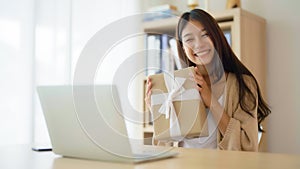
[{"xmin": 194, "ymin": 58, "xmax": 209, "ymax": 65}]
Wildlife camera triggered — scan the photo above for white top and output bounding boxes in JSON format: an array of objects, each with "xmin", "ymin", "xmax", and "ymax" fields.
[{"xmin": 182, "ymin": 95, "xmax": 224, "ymax": 149}]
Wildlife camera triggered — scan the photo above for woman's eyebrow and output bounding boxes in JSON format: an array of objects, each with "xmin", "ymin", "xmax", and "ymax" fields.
[
  {"xmin": 200, "ymin": 28, "xmax": 206, "ymax": 33},
  {"xmin": 183, "ymin": 33, "xmax": 192, "ymax": 38},
  {"xmin": 183, "ymin": 28, "xmax": 207, "ymax": 38}
]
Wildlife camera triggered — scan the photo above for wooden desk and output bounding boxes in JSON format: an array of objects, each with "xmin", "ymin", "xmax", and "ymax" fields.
[{"xmin": 1, "ymin": 145, "xmax": 299, "ymax": 169}]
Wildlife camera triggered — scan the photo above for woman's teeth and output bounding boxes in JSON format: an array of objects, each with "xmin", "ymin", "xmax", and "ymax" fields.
[{"xmin": 194, "ymin": 50, "xmax": 209, "ymax": 57}]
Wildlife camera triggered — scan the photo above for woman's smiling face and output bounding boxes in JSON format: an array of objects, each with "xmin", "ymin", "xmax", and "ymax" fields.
[{"xmin": 181, "ymin": 19, "xmax": 215, "ymax": 66}]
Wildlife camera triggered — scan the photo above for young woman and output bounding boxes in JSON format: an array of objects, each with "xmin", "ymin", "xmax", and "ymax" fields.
[{"xmin": 145, "ymin": 9, "xmax": 270, "ymax": 151}]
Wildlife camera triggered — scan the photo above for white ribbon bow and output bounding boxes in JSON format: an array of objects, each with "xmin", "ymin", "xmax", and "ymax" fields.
[{"xmin": 151, "ymin": 73, "xmax": 200, "ymax": 140}]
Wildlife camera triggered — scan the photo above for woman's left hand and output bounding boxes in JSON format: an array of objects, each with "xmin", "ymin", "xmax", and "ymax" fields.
[{"xmin": 191, "ymin": 67, "xmax": 215, "ymax": 108}]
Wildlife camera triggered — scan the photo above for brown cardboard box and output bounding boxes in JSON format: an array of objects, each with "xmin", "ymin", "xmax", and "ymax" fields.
[{"xmin": 149, "ymin": 67, "xmax": 208, "ymax": 141}]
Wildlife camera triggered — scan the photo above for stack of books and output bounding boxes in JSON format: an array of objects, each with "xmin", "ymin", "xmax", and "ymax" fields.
[
  {"xmin": 143, "ymin": 4, "xmax": 180, "ymax": 22},
  {"xmin": 145, "ymin": 34, "xmax": 183, "ymax": 76}
]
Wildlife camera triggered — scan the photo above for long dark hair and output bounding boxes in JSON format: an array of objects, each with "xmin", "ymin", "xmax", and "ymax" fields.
[{"xmin": 176, "ymin": 9, "xmax": 271, "ymax": 132}]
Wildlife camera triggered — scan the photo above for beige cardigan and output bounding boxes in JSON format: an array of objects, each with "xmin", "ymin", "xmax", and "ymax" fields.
[{"xmin": 217, "ymin": 73, "xmax": 259, "ymax": 151}]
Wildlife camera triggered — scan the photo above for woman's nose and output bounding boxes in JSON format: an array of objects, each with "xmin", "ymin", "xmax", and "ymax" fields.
[{"xmin": 193, "ymin": 37, "xmax": 204, "ymax": 49}]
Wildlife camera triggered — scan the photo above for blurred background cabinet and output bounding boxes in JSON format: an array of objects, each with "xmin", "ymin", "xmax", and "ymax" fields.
[{"xmin": 142, "ymin": 8, "xmax": 267, "ymax": 151}]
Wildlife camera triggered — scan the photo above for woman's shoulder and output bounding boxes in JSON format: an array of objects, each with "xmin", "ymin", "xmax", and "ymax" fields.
[
  {"xmin": 227, "ymin": 72, "xmax": 255, "ymax": 82},
  {"xmin": 227, "ymin": 72, "xmax": 257, "ymax": 91}
]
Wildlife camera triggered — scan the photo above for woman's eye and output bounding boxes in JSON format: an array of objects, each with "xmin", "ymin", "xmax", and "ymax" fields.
[
  {"xmin": 185, "ymin": 38, "xmax": 194, "ymax": 43},
  {"xmin": 201, "ymin": 33, "xmax": 208, "ymax": 37}
]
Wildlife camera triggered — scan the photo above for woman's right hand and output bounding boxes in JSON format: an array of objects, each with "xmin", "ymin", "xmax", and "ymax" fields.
[{"xmin": 144, "ymin": 77, "xmax": 152, "ymax": 110}]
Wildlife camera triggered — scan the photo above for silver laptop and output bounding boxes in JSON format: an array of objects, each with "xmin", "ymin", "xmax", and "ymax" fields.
[{"xmin": 37, "ymin": 85, "xmax": 178, "ymax": 163}]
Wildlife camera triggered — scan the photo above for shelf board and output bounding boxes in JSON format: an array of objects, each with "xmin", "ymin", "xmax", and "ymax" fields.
[
  {"xmin": 143, "ymin": 17, "xmax": 178, "ymax": 35},
  {"xmin": 143, "ymin": 125, "xmax": 154, "ymax": 133}
]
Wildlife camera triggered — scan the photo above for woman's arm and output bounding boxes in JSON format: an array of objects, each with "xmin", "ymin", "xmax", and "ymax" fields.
[
  {"xmin": 217, "ymin": 74, "xmax": 259, "ymax": 151},
  {"xmin": 193, "ymin": 69, "xmax": 259, "ymax": 151}
]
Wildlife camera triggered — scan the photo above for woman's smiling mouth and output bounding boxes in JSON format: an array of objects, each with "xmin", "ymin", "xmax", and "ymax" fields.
[{"xmin": 194, "ymin": 49, "xmax": 210, "ymax": 57}]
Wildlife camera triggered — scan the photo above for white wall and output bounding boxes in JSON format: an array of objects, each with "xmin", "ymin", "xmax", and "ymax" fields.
[
  {"xmin": 241, "ymin": 0, "xmax": 300, "ymax": 154},
  {"xmin": 0, "ymin": 0, "xmax": 35, "ymax": 145}
]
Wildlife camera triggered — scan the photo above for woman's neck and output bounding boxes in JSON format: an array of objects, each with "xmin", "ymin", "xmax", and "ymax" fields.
[
  {"xmin": 196, "ymin": 63, "xmax": 227, "ymax": 86},
  {"xmin": 196, "ymin": 64, "xmax": 213, "ymax": 85}
]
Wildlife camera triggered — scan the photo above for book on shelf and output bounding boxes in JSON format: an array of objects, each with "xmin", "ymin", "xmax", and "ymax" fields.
[
  {"xmin": 223, "ymin": 29, "xmax": 232, "ymax": 46},
  {"xmin": 161, "ymin": 34, "xmax": 175, "ymax": 73},
  {"xmin": 143, "ymin": 4, "xmax": 180, "ymax": 22},
  {"xmin": 146, "ymin": 34, "xmax": 161, "ymax": 76},
  {"xmin": 169, "ymin": 38, "xmax": 183, "ymax": 70},
  {"xmin": 143, "ymin": 10, "xmax": 180, "ymax": 22},
  {"xmin": 145, "ymin": 34, "xmax": 182, "ymax": 76},
  {"xmin": 147, "ymin": 4, "xmax": 178, "ymax": 12}
]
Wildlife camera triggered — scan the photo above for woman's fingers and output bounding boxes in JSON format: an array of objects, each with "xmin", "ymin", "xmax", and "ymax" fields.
[
  {"xmin": 146, "ymin": 78, "xmax": 152, "ymax": 95},
  {"xmin": 145, "ymin": 77, "xmax": 152, "ymax": 107},
  {"xmin": 191, "ymin": 67, "xmax": 205, "ymax": 89},
  {"xmin": 193, "ymin": 67, "xmax": 213, "ymax": 107}
]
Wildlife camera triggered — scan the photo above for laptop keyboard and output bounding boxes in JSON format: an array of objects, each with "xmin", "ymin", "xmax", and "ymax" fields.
[{"xmin": 132, "ymin": 148, "xmax": 169, "ymax": 158}]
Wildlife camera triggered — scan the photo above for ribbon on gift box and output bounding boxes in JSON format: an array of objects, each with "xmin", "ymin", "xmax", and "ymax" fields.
[{"xmin": 151, "ymin": 72, "xmax": 201, "ymax": 140}]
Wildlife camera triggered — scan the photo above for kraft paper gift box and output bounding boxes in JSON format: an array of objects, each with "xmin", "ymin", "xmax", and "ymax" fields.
[{"xmin": 149, "ymin": 67, "xmax": 208, "ymax": 141}]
